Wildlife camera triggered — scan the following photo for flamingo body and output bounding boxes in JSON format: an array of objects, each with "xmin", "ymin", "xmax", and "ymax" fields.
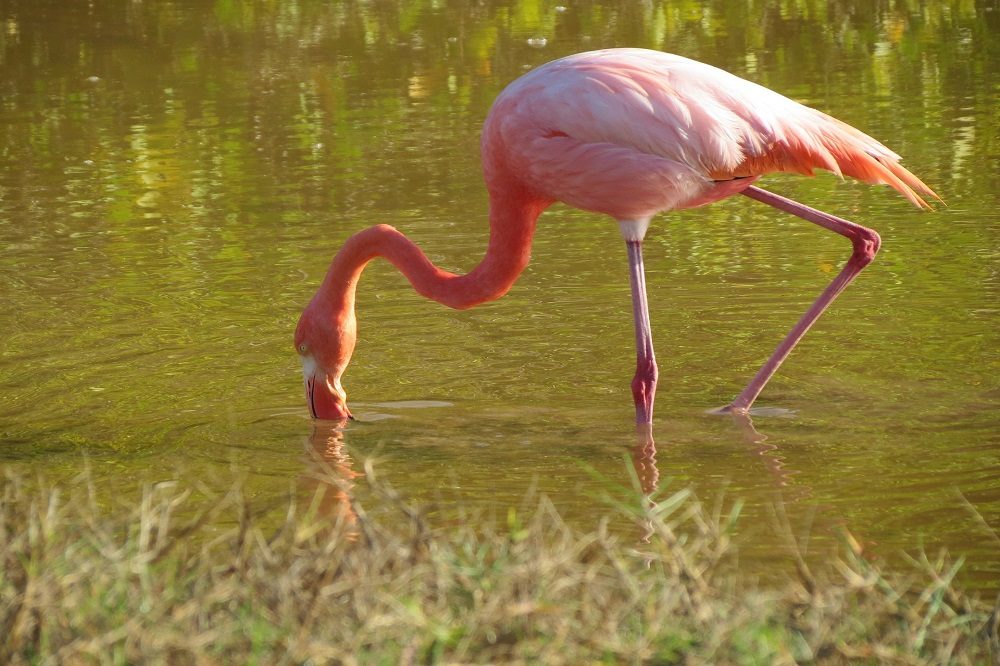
[
  {"xmin": 295, "ymin": 48, "xmax": 936, "ymax": 423},
  {"xmin": 483, "ymin": 50, "xmax": 931, "ymax": 219}
]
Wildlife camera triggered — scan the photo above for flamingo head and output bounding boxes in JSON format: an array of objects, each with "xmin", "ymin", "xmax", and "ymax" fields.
[{"xmin": 294, "ymin": 303, "xmax": 356, "ymax": 422}]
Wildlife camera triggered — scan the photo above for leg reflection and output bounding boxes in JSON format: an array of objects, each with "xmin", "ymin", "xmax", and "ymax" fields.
[
  {"xmin": 631, "ymin": 424, "xmax": 660, "ymax": 545},
  {"xmin": 726, "ymin": 410, "xmax": 804, "ymax": 496},
  {"xmin": 629, "ymin": 415, "xmax": 805, "ymax": 502},
  {"xmin": 627, "ymin": 413, "xmax": 811, "ymax": 547},
  {"xmin": 631, "ymin": 423, "xmax": 659, "ymax": 496}
]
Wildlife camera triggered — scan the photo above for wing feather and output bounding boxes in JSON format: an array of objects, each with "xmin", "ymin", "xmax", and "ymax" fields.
[{"xmin": 484, "ymin": 49, "xmax": 939, "ymax": 215}]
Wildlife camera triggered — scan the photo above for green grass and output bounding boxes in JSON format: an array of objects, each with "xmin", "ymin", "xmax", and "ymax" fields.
[{"xmin": 1, "ymin": 460, "xmax": 996, "ymax": 664}]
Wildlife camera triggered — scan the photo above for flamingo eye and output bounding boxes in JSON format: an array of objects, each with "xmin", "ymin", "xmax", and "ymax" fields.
[{"xmin": 298, "ymin": 343, "xmax": 308, "ymax": 354}]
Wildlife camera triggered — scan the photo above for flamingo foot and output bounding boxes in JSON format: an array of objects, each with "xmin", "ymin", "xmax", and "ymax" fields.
[
  {"xmin": 706, "ymin": 404, "xmax": 798, "ymax": 418},
  {"xmin": 706, "ymin": 403, "xmax": 746, "ymax": 416}
]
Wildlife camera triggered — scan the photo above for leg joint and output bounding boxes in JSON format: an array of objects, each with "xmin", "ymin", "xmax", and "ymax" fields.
[
  {"xmin": 634, "ymin": 357, "xmax": 658, "ymax": 382},
  {"xmin": 631, "ymin": 358, "xmax": 658, "ymax": 400},
  {"xmin": 851, "ymin": 227, "xmax": 881, "ymax": 265}
]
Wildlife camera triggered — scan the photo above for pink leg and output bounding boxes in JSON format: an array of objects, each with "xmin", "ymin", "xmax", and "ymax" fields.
[
  {"xmin": 626, "ymin": 240, "xmax": 658, "ymax": 424},
  {"xmin": 727, "ymin": 186, "xmax": 881, "ymax": 412}
]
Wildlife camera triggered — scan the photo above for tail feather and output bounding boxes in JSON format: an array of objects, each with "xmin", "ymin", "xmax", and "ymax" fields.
[
  {"xmin": 841, "ymin": 152, "xmax": 935, "ymax": 210},
  {"xmin": 746, "ymin": 110, "xmax": 941, "ymax": 210},
  {"xmin": 881, "ymin": 155, "xmax": 942, "ymax": 206},
  {"xmin": 813, "ymin": 114, "xmax": 940, "ymax": 209}
]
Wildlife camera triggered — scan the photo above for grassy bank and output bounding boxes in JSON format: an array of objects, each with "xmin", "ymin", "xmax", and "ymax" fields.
[{"xmin": 1, "ymin": 461, "xmax": 997, "ymax": 664}]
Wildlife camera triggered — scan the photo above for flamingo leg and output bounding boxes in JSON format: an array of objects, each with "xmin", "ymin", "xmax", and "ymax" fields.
[
  {"xmin": 626, "ymin": 240, "xmax": 659, "ymax": 424},
  {"xmin": 727, "ymin": 185, "xmax": 882, "ymax": 412}
]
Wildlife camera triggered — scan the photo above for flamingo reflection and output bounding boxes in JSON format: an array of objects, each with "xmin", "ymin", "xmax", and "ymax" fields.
[
  {"xmin": 628, "ymin": 412, "xmax": 807, "ymax": 526},
  {"xmin": 302, "ymin": 421, "xmax": 363, "ymax": 539},
  {"xmin": 629, "ymin": 414, "xmax": 813, "ymax": 565},
  {"xmin": 727, "ymin": 410, "xmax": 802, "ymax": 493}
]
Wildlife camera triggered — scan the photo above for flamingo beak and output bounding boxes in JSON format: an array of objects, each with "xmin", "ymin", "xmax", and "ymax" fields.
[{"xmin": 302, "ymin": 358, "xmax": 353, "ymax": 422}]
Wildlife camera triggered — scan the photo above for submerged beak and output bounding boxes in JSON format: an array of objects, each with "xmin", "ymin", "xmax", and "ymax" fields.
[{"xmin": 303, "ymin": 360, "xmax": 353, "ymax": 422}]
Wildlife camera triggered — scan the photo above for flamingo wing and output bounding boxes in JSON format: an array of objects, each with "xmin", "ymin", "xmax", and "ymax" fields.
[{"xmin": 484, "ymin": 49, "xmax": 937, "ymax": 214}]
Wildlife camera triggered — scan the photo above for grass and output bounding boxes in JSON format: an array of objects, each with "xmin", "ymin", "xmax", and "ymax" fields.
[{"xmin": 1, "ymin": 457, "xmax": 997, "ymax": 664}]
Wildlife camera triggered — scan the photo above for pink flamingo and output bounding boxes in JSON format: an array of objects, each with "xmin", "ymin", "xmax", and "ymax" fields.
[{"xmin": 295, "ymin": 49, "xmax": 937, "ymax": 424}]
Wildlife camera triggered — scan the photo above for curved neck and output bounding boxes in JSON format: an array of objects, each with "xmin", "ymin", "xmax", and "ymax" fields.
[{"xmin": 314, "ymin": 190, "xmax": 548, "ymax": 317}]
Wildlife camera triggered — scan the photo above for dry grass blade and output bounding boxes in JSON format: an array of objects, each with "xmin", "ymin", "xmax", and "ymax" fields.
[{"xmin": 0, "ymin": 464, "xmax": 996, "ymax": 664}]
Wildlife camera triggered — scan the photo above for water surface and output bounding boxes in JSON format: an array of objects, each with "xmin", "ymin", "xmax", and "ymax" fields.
[{"xmin": 1, "ymin": 1, "xmax": 997, "ymax": 589}]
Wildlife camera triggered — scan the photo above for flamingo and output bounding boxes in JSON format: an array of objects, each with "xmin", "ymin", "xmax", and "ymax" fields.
[{"xmin": 295, "ymin": 48, "xmax": 937, "ymax": 424}]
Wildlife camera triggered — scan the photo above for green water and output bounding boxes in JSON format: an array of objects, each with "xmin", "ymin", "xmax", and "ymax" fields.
[{"xmin": 1, "ymin": 1, "xmax": 997, "ymax": 588}]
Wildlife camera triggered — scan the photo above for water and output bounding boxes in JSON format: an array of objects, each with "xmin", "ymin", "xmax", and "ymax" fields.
[{"xmin": 1, "ymin": 0, "xmax": 998, "ymax": 589}]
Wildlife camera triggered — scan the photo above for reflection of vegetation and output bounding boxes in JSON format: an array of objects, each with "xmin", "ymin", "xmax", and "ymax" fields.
[
  {"xmin": 2, "ymin": 466, "xmax": 996, "ymax": 662},
  {"xmin": 1, "ymin": 0, "xmax": 996, "ymax": 219}
]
